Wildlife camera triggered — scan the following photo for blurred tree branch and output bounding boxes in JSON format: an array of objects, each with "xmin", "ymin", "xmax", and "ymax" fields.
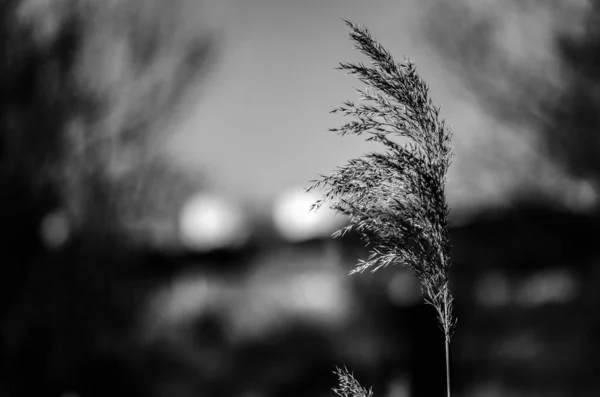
[{"xmin": 422, "ymin": 0, "xmax": 600, "ymax": 190}]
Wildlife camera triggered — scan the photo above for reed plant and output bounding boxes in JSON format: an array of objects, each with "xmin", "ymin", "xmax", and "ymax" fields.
[{"xmin": 309, "ymin": 21, "xmax": 456, "ymax": 397}]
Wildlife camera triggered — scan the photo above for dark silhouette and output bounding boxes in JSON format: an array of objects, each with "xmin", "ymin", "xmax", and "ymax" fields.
[{"xmin": 0, "ymin": 1, "xmax": 214, "ymax": 395}]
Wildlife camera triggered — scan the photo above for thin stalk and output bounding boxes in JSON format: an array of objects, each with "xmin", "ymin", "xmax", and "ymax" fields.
[
  {"xmin": 445, "ymin": 334, "xmax": 451, "ymax": 397},
  {"xmin": 444, "ymin": 290, "xmax": 451, "ymax": 397}
]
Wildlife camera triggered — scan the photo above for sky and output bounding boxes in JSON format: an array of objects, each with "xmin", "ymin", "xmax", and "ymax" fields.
[{"xmin": 166, "ymin": 0, "xmax": 597, "ymax": 217}]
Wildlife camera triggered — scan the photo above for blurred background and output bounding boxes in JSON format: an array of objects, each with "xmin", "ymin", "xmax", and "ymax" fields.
[{"xmin": 1, "ymin": 0, "xmax": 600, "ymax": 396}]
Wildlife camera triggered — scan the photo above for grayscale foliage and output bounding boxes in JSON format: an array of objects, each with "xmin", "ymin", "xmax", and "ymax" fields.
[{"xmin": 309, "ymin": 20, "xmax": 457, "ymax": 397}]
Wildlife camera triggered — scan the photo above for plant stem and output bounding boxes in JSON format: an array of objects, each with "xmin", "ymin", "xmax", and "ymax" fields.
[
  {"xmin": 445, "ymin": 334, "xmax": 451, "ymax": 397},
  {"xmin": 444, "ymin": 287, "xmax": 451, "ymax": 397}
]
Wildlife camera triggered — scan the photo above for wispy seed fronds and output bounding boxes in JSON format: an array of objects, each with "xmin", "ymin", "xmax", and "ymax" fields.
[
  {"xmin": 308, "ymin": 20, "xmax": 455, "ymax": 339},
  {"xmin": 332, "ymin": 367, "xmax": 373, "ymax": 397}
]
